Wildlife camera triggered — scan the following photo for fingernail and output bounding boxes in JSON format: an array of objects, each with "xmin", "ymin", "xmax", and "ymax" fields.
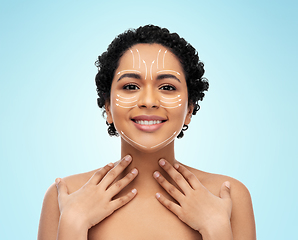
[
  {"xmin": 55, "ymin": 178, "xmax": 61, "ymax": 184},
  {"xmin": 174, "ymin": 163, "xmax": 179, "ymax": 169},
  {"xmin": 124, "ymin": 155, "xmax": 132, "ymax": 161},
  {"xmin": 153, "ymin": 171, "xmax": 160, "ymax": 178},
  {"xmin": 225, "ymin": 181, "xmax": 231, "ymax": 189},
  {"xmin": 132, "ymin": 189, "xmax": 137, "ymax": 194},
  {"xmin": 131, "ymin": 168, "xmax": 138, "ymax": 174},
  {"xmin": 159, "ymin": 159, "xmax": 165, "ymax": 166},
  {"xmin": 156, "ymin": 193, "xmax": 161, "ymax": 198},
  {"xmin": 108, "ymin": 162, "xmax": 114, "ymax": 167}
]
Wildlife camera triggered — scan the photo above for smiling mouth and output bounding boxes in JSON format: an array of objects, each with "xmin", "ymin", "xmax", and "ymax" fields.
[
  {"xmin": 132, "ymin": 119, "xmax": 167, "ymax": 125},
  {"xmin": 131, "ymin": 115, "xmax": 168, "ymax": 126},
  {"xmin": 130, "ymin": 115, "xmax": 168, "ymax": 132}
]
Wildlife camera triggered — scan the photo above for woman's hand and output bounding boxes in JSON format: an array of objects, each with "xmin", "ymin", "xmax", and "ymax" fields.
[
  {"xmin": 55, "ymin": 155, "xmax": 138, "ymax": 231},
  {"xmin": 153, "ymin": 159, "xmax": 232, "ymax": 238}
]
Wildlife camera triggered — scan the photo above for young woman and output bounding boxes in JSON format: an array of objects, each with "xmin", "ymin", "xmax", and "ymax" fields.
[{"xmin": 38, "ymin": 25, "xmax": 256, "ymax": 240}]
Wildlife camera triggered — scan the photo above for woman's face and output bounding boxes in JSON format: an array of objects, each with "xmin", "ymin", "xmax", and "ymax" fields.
[{"xmin": 106, "ymin": 44, "xmax": 193, "ymax": 152}]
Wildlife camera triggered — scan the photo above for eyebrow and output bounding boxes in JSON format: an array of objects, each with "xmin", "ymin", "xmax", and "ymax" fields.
[
  {"xmin": 117, "ymin": 73, "xmax": 141, "ymax": 82},
  {"xmin": 157, "ymin": 74, "xmax": 181, "ymax": 83}
]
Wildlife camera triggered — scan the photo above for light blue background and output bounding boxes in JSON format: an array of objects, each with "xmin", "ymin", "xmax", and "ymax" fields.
[{"xmin": 1, "ymin": 0, "xmax": 297, "ymax": 239}]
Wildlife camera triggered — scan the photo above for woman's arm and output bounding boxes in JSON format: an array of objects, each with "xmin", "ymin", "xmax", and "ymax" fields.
[
  {"xmin": 38, "ymin": 183, "xmax": 61, "ymax": 240},
  {"xmin": 38, "ymin": 155, "xmax": 138, "ymax": 240},
  {"xmin": 229, "ymin": 180, "xmax": 256, "ymax": 240}
]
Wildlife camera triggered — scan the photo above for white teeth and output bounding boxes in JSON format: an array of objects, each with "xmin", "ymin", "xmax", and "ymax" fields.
[{"xmin": 135, "ymin": 120, "xmax": 162, "ymax": 125}]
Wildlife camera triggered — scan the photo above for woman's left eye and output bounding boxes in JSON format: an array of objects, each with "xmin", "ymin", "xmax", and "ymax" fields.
[{"xmin": 159, "ymin": 85, "xmax": 176, "ymax": 91}]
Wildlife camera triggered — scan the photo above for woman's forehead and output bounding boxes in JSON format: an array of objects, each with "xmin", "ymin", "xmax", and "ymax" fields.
[{"xmin": 118, "ymin": 43, "xmax": 183, "ymax": 72}]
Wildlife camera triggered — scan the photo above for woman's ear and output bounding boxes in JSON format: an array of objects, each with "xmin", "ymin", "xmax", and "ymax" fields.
[
  {"xmin": 184, "ymin": 104, "xmax": 194, "ymax": 125},
  {"xmin": 105, "ymin": 101, "xmax": 113, "ymax": 124}
]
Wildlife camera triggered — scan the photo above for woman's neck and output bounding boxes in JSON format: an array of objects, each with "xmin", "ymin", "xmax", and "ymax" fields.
[{"xmin": 117, "ymin": 138, "xmax": 177, "ymax": 197}]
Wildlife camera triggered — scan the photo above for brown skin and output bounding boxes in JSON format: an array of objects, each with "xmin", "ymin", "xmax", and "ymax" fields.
[
  {"xmin": 38, "ymin": 161, "xmax": 255, "ymax": 240},
  {"xmin": 38, "ymin": 44, "xmax": 256, "ymax": 240}
]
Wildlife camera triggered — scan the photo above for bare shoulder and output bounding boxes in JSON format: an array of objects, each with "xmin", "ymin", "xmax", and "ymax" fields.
[
  {"xmin": 62, "ymin": 168, "xmax": 99, "ymax": 193},
  {"xmin": 37, "ymin": 168, "xmax": 100, "ymax": 240},
  {"xmin": 42, "ymin": 168, "xmax": 99, "ymax": 206},
  {"xmin": 183, "ymin": 164, "xmax": 256, "ymax": 239},
  {"xmin": 184, "ymin": 164, "xmax": 250, "ymax": 198},
  {"xmin": 44, "ymin": 168, "xmax": 99, "ymax": 200}
]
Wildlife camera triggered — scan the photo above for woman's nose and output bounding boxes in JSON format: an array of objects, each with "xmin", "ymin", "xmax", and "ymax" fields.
[{"xmin": 137, "ymin": 88, "xmax": 160, "ymax": 109}]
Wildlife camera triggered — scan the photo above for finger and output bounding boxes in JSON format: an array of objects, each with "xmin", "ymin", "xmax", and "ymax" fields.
[
  {"xmin": 173, "ymin": 163, "xmax": 201, "ymax": 190},
  {"xmin": 159, "ymin": 159, "xmax": 191, "ymax": 194},
  {"xmin": 101, "ymin": 155, "xmax": 132, "ymax": 189},
  {"xmin": 87, "ymin": 163, "xmax": 114, "ymax": 185},
  {"xmin": 107, "ymin": 168, "xmax": 138, "ymax": 196},
  {"xmin": 55, "ymin": 178, "xmax": 68, "ymax": 198},
  {"xmin": 110, "ymin": 188, "xmax": 137, "ymax": 210},
  {"xmin": 219, "ymin": 181, "xmax": 231, "ymax": 200},
  {"xmin": 155, "ymin": 192, "xmax": 181, "ymax": 216},
  {"xmin": 153, "ymin": 171, "xmax": 184, "ymax": 202}
]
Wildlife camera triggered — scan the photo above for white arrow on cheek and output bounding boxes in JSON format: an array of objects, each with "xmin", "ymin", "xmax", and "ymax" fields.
[{"xmin": 116, "ymin": 103, "xmax": 137, "ymax": 108}]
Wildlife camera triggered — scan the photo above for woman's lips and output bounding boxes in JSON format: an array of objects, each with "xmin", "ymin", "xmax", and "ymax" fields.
[
  {"xmin": 132, "ymin": 115, "xmax": 167, "ymax": 121},
  {"xmin": 131, "ymin": 119, "xmax": 166, "ymax": 132},
  {"xmin": 131, "ymin": 115, "xmax": 167, "ymax": 132}
]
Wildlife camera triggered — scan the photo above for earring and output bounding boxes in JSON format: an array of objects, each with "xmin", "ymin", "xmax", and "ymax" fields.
[
  {"xmin": 182, "ymin": 124, "xmax": 188, "ymax": 131},
  {"xmin": 177, "ymin": 124, "xmax": 188, "ymax": 139}
]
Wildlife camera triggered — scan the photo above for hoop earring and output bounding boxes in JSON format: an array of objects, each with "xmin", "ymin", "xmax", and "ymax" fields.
[
  {"xmin": 177, "ymin": 124, "xmax": 188, "ymax": 139},
  {"xmin": 182, "ymin": 124, "xmax": 188, "ymax": 131}
]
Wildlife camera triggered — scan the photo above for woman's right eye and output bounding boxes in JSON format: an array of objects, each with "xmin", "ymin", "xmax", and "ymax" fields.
[{"xmin": 123, "ymin": 84, "xmax": 139, "ymax": 90}]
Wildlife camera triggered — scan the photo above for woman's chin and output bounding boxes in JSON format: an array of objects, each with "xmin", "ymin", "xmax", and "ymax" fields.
[
  {"xmin": 131, "ymin": 143, "xmax": 165, "ymax": 153},
  {"xmin": 120, "ymin": 134, "xmax": 176, "ymax": 153}
]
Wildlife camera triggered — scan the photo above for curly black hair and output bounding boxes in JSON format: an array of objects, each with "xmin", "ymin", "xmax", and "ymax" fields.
[{"xmin": 95, "ymin": 24, "xmax": 209, "ymax": 138}]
